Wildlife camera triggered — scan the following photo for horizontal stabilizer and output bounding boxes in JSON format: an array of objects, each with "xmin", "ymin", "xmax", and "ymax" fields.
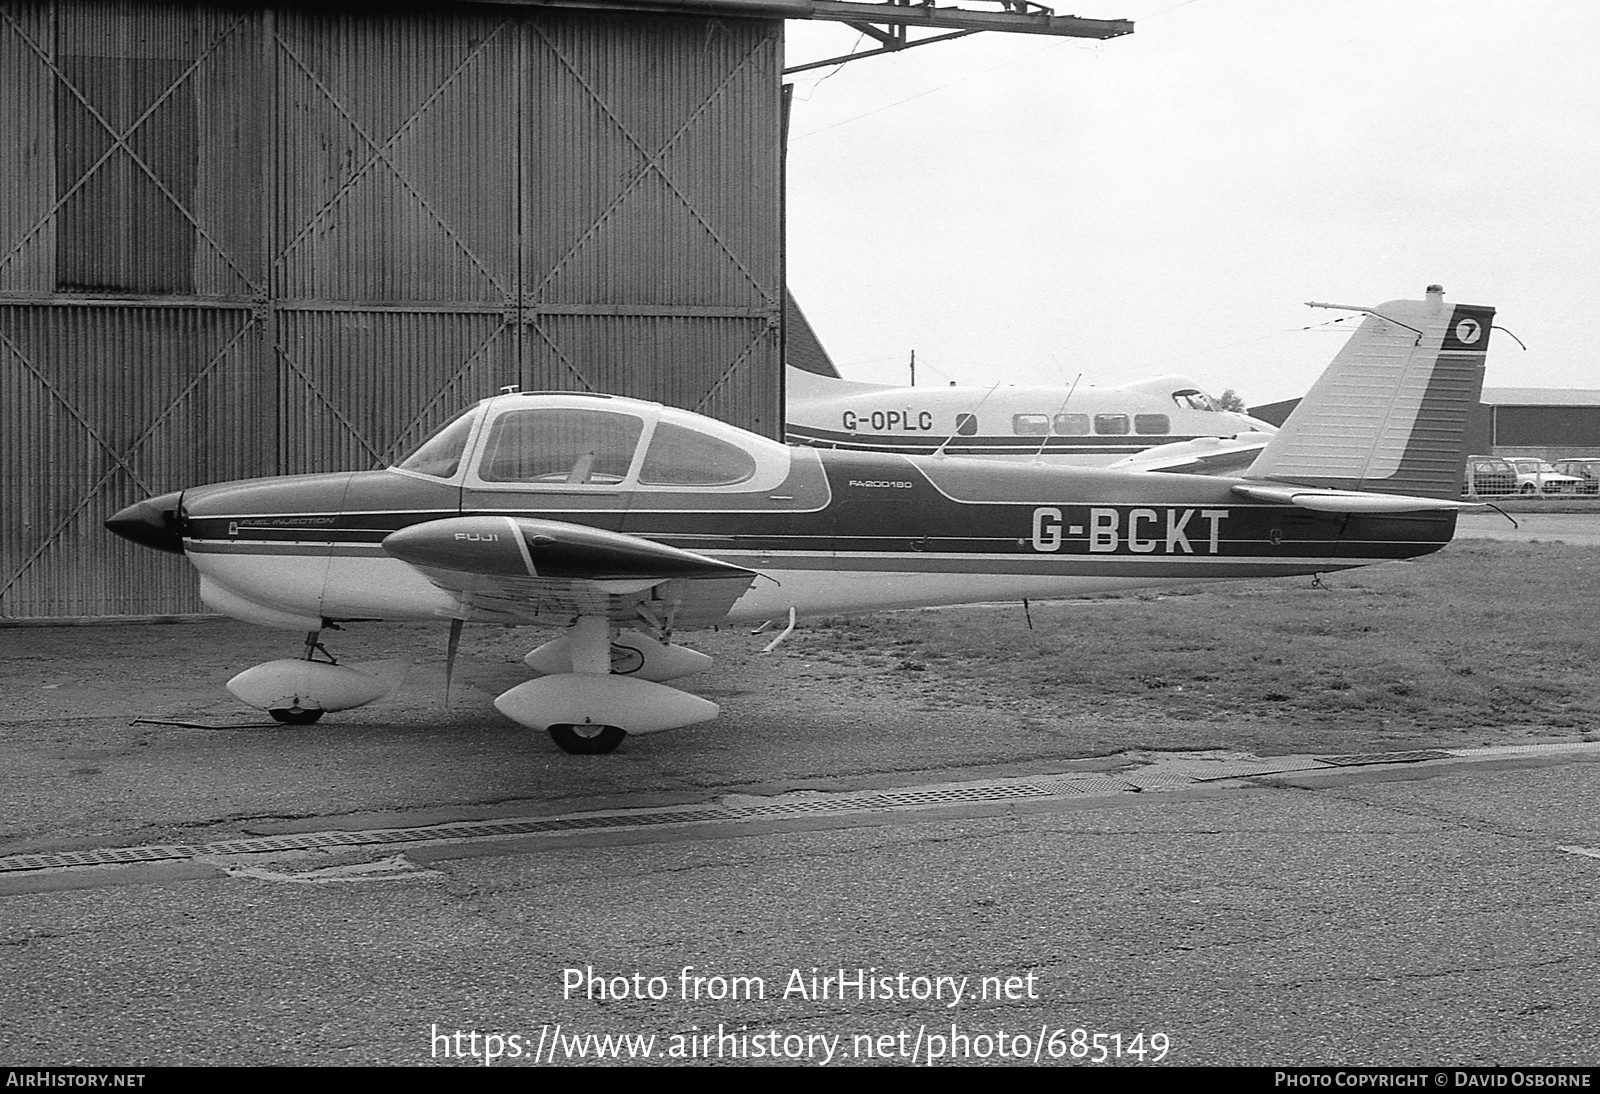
[{"xmin": 1232, "ymin": 483, "xmax": 1471, "ymax": 513}]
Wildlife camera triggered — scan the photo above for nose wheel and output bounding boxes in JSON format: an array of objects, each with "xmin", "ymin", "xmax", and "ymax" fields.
[
  {"xmin": 268, "ymin": 706, "xmax": 325, "ymax": 725},
  {"xmin": 548, "ymin": 723, "xmax": 626, "ymax": 755}
]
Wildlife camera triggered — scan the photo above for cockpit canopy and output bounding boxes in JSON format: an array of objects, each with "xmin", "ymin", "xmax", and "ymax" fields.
[
  {"xmin": 1170, "ymin": 388, "xmax": 1219, "ymax": 413},
  {"xmin": 1119, "ymin": 374, "xmax": 1227, "ymax": 412},
  {"xmin": 394, "ymin": 393, "xmax": 793, "ymax": 492}
]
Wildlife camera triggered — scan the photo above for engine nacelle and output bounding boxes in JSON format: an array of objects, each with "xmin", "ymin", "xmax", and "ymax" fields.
[
  {"xmin": 523, "ymin": 629, "xmax": 713, "ymax": 682},
  {"xmin": 227, "ymin": 659, "xmax": 406, "ymax": 715},
  {"xmin": 494, "ymin": 674, "xmax": 718, "ymax": 735}
]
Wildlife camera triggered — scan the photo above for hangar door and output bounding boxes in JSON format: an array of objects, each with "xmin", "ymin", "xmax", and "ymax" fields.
[{"xmin": 0, "ymin": 3, "xmax": 783, "ymax": 619}]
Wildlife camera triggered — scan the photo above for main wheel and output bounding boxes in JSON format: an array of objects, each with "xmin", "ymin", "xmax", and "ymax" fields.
[
  {"xmin": 548, "ymin": 723, "xmax": 626, "ymax": 755},
  {"xmin": 269, "ymin": 706, "xmax": 324, "ymax": 725}
]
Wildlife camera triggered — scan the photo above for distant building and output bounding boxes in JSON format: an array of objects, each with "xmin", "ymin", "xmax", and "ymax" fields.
[
  {"xmin": 1250, "ymin": 388, "xmax": 1600, "ymax": 460},
  {"xmin": 1476, "ymin": 388, "xmax": 1600, "ymax": 459}
]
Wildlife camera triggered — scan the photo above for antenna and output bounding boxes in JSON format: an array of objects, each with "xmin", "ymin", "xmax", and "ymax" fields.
[
  {"xmin": 933, "ymin": 381, "xmax": 1003, "ymax": 459},
  {"xmin": 909, "ymin": 349, "xmax": 916, "ymax": 388},
  {"xmin": 1305, "ymin": 300, "xmax": 1422, "ymax": 343},
  {"xmin": 1032, "ymin": 373, "xmax": 1082, "ymax": 465}
]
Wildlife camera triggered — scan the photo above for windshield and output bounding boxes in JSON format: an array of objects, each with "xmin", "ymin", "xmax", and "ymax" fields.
[
  {"xmin": 1172, "ymin": 389, "xmax": 1218, "ymax": 412},
  {"xmin": 395, "ymin": 409, "xmax": 478, "ymax": 478}
]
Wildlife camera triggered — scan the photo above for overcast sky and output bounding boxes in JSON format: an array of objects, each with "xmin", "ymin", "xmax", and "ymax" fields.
[{"xmin": 782, "ymin": 0, "xmax": 1600, "ymax": 405}]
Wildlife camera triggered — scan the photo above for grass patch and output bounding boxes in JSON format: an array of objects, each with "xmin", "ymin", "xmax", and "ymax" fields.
[{"xmin": 790, "ymin": 540, "xmax": 1600, "ymax": 754}]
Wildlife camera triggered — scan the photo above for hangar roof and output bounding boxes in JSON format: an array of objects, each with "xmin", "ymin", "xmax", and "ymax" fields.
[{"xmin": 451, "ymin": 0, "xmax": 1134, "ymax": 40}]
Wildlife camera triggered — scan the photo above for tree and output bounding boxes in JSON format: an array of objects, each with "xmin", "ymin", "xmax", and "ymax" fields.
[{"xmin": 1217, "ymin": 388, "xmax": 1247, "ymax": 413}]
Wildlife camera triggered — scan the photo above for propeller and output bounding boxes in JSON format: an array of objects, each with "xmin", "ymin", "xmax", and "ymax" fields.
[
  {"xmin": 105, "ymin": 490, "xmax": 186, "ymax": 554},
  {"xmin": 445, "ymin": 617, "xmax": 464, "ymax": 708}
]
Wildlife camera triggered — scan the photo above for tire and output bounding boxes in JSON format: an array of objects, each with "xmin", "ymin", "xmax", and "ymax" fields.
[
  {"xmin": 1520, "ymin": 484, "xmax": 1536, "ymax": 495},
  {"xmin": 269, "ymin": 707, "xmax": 324, "ymax": 725},
  {"xmin": 548, "ymin": 723, "xmax": 626, "ymax": 755}
]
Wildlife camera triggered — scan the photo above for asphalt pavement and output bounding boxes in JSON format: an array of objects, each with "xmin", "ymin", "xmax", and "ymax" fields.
[
  {"xmin": 2, "ymin": 735, "xmax": 1597, "ymax": 1067},
  {"xmin": 1456, "ymin": 510, "xmax": 1600, "ymax": 546}
]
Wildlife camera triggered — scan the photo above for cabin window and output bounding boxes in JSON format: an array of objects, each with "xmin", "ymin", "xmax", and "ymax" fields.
[
  {"xmin": 1012, "ymin": 414, "xmax": 1049, "ymax": 436},
  {"xmin": 1094, "ymin": 414, "xmax": 1130, "ymax": 435},
  {"xmin": 954, "ymin": 413, "xmax": 979, "ymax": 436},
  {"xmin": 477, "ymin": 408, "xmax": 643, "ymax": 484},
  {"xmin": 639, "ymin": 421, "xmax": 758, "ymax": 487},
  {"xmin": 1134, "ymin": 413, "xmax": 1171, "ymax": 435},
  {"xmin": 1052, "ymin": 413, "xmax": 1090, "ymax": 436}
]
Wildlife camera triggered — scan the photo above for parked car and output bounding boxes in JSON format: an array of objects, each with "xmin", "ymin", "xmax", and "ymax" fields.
[
  {"xmin": 1463, "ymin": 456, "xmax": 1517, "ymax": 496},
  {"xmin": 1554, "ymin": 458, "xmax": 1600, "ymax": 495},
  {"xmin": 1508, "ymin": 458, "xmax": 1584, "ymax": 495}
]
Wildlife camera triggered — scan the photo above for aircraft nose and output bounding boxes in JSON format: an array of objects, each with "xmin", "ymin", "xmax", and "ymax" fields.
[{"xmin": 106, "ymin": 491, "xmax": 187, "ymax": 555}]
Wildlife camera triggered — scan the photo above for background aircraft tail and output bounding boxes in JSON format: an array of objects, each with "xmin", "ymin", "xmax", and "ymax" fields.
[
  {"xmin": 1242, "ymin": 286, "xmax": 1494, "ymax": 500},
  {"xmin": 785, "ymin": 290, "xmax": 843, "ymax": 379}
]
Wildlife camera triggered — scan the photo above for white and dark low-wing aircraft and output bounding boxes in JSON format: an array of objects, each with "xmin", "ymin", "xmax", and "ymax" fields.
[
  {"xmin": 108, "ymin": 286, "xmax": 1492, "ymax": 753},
  {"xmin": 785, "ymin": 366, "xmax": 1278, "ymax": 472}
]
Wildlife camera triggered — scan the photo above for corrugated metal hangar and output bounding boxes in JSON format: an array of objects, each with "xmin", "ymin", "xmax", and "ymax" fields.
[{"xmin": 1, "ymin": 0, "xmax": 1130, "ymax": 620}]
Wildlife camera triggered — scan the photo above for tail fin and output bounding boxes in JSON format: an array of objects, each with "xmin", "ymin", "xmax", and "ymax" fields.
[
  {"xmin": 785, "ymin": 290, "xmax": 843, "ymax": 379},
  {"xmin": 1243, "ymin": 285, "xmax": 1493, "ymax": 500}
]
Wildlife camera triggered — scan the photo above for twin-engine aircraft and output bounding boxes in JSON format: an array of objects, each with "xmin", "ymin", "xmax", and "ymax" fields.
[
  {"xmin": 108, "ymin": 287, "xmax": 1493, "ymax": 753},
  {"xmin": 785, "ymin": 366, "xmax": 1278, "ymax": 474}
]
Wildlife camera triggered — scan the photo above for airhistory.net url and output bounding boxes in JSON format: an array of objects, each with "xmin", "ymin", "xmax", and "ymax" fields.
[{"xmin": 429, "ymin": 1023, "xmax": 1172, "ymax": 1065}]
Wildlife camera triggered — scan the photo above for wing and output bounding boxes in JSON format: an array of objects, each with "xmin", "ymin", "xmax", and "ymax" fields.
[
  {"xmin": 1108, "ymin": 435, "xmax": 1270, "ymax": 475},
  {"xmin": 382, "ymin": 516, "xmax": 759, "ymax": 628}
]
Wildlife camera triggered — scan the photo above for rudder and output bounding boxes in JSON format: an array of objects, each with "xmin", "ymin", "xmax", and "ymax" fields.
[{"xmin": 1243, "ymin": 285, "xmax": 1493, "ymax": 500}]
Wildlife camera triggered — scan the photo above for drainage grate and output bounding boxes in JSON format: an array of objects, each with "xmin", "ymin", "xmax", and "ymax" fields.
[
  {"xmin": 1317, "ymin": 750, "xmax": 1451, "ymax": 767},
  {"xmin": 1034, "ymin": 776, "xmax": 1134, "ymax": 795},
  {"xmin": 1177, "ymin": 758, "xmax": 1329, "ymax": 781},
  {"xmin": 1447, "ymin": 742, "xmax": 1600, "ymax": 757},
  {"xmin": 1125, "ymin": 771, "xmax": 1207, "ymax": 791},
  {"xmin": 0, "ymin": 780, "xmax": 1080, "ymax": 874},
  {"xmin": 0, "ymin": 845, "xmax": 206, "ymax": 871},
  {"xmin": 12, "ymin": 743, "xmax": 1578, "ymax": 877}
]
